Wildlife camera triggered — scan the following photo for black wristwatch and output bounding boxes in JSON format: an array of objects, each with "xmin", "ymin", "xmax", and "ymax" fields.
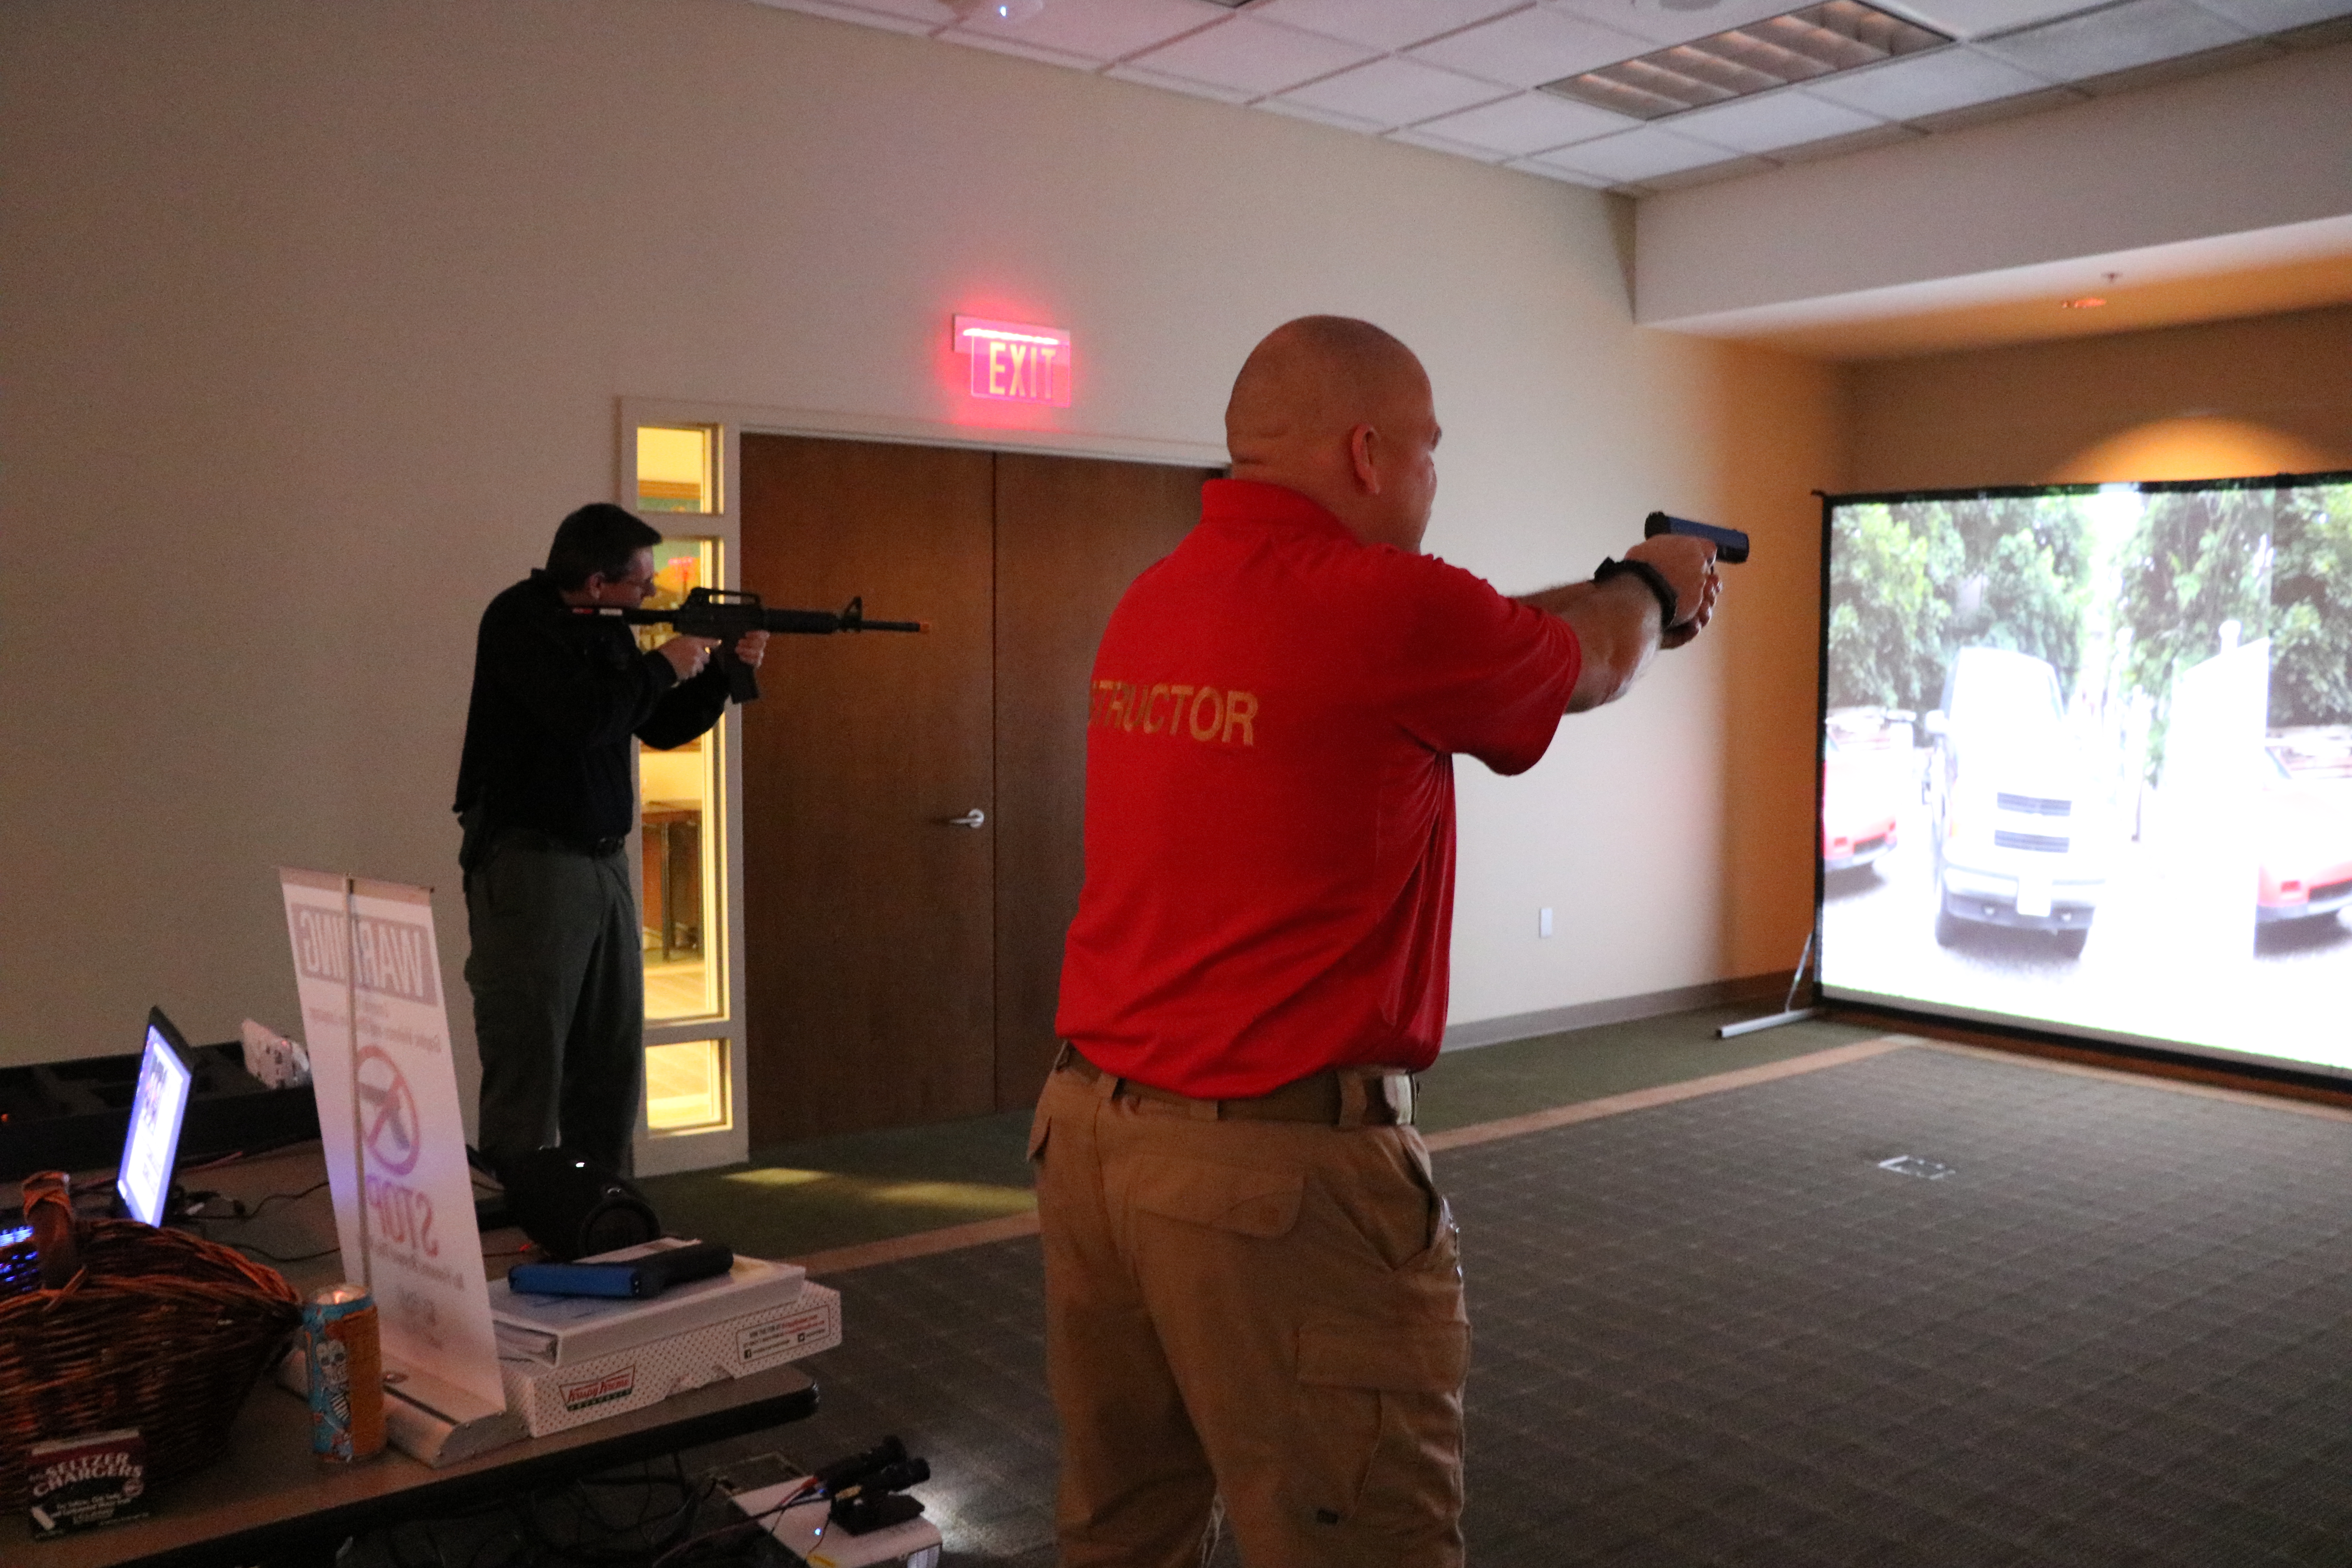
[{"xmin": 1594, "ymin": 556, "xmax": 1682, "ymax": 630}]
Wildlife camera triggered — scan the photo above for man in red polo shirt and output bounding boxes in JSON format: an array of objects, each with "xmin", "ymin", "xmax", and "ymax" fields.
[{"xmin": 1035, "ymin": 316, "xmax": 1721, "ymax": 1566}]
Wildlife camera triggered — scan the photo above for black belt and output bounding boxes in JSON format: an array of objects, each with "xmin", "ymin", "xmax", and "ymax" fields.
[
  {"xmin": 1053, "ymin": 1044, "xmax": 1415, "ymax": 1127},
  {"xmin": 495, "ymin": 826, "xmax": 626, "ymax": 858}
]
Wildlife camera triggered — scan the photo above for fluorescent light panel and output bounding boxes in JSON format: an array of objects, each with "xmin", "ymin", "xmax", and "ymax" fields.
[{"xmin": 1541, "ymin": 1, "xmax": 1951, "ymax": 121}]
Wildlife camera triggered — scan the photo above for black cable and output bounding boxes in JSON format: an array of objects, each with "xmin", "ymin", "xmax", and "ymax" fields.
[
  {"xmin": 463, "ymin": 1520, "xmax": 535, "ymax": 1568},
  {"xmin": 183, "ymin": 1177, "xmax": 338, "ymax": 1261},
  {"xmin": 651, "ymin": 1473, "xmax": 824, "ymax": 1568},
  {"xmin": 207, "ymin": 1234, "xmax": 343, "ymax": 1264},
  {"xmin": 236, "ymin": 1177, "xmax": 334, "ymax": 1218},
  {"xmin": 520, "ymin": 1460, "xmax": 717, "ymax": 1568}
]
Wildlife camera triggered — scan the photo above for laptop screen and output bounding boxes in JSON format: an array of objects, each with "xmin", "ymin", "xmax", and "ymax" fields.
[{"xmin": 117, "ymin": 1011, "xmax": 196, "ymax": 1228}]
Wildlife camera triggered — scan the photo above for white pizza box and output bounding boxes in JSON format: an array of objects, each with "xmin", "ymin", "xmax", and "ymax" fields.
[
  {"xmin": 489, "ymin": 1239, "xmax": 808, "ymax": 1366},
  {"xmin": 499, "ymin": 1281, "xmax": 840, "ymax": 1437}
]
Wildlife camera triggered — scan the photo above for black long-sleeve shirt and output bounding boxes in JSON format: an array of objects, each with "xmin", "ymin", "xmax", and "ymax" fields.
[{"xmin": 453, "ymin": 571, "xmax": 731, "ymax": 848}]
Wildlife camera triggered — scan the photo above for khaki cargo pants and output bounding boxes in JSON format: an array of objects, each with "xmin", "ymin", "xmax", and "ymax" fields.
[{"xmin": 1031, "ymin": 1057, "xmax": 1468, "ymax": 1568}]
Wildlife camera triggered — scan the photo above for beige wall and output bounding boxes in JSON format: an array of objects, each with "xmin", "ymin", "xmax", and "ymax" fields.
[
  {"xmin": 1639, "ymin": 41, "xmax": 2352, "ymax": 330},
  {"xmin": 1847, "ymin": 303, "xmax": 2352, "ymax": 491},
  {"xmin": 0, "ymin": 0, "xmax": 1837, "ymax": 1086}
]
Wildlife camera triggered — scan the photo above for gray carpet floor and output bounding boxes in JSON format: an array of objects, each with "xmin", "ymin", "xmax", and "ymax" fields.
[{"xmin": 362, "ymin": 1040, "xmax": 2352, "ymax": 1565}]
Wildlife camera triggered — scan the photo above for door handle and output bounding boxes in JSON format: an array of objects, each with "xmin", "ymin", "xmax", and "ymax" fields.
[{"xmin": 941, "ymin": 808, "xmax": 987, "ymax": 829}]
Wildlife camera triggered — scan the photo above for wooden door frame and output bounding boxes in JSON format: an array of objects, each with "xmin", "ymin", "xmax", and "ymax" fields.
[{"xmin": 617, "ymin": 394, "xmax": 1221, "ymax": 1173}]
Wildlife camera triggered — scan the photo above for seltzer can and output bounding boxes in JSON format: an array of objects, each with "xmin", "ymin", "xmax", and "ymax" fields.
[{"xmin": 303, "ymin": 1282, "xmax": 387, "ymax": 1462}]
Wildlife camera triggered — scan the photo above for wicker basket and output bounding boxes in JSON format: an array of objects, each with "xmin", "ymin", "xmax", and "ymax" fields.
[{"xmin": 0, "ymin": 1198, "xmax": 304, "ymax": 1512}]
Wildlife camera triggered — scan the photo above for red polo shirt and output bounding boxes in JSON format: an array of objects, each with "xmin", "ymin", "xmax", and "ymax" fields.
[{"xmin": 1054, "ymin": 479, "xmax": 1582, "ymax": 1098}]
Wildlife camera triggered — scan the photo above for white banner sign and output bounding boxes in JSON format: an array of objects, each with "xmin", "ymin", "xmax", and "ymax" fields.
[{"xmin": 279, "ymin": 868, "xmax": 505, "ymax": 1412}]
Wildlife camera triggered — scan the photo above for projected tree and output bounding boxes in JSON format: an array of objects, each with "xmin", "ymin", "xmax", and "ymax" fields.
[
  {"xmin": 1937, "ymin": 495, "xmax": 2091, "ymax": 690},
  {"xmin": 2112, "ymin": 487, "xmax": 2276, "ymax": 779},
  {"xmin": 1826, "ymin": 501, "xmax": 1950, "ymax": 714},
  {"xmin": 1827, "ymin": 495, "xmax": 2090, "ymax": 716},
  {"xmin": 2269, "ymin": 482, "xmax": 2352, "ymax": 729}
]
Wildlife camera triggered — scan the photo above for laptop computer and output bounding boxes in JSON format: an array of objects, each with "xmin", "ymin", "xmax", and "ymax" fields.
[
  {"xmin": 116, "ymin": 1008, "xmax": 197, "ymax": 1228},
  {"xmin": 0, "ymin": 1009, "xmax": 197, "ymax": 1249}
]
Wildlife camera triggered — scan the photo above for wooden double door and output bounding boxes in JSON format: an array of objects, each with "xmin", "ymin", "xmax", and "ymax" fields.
[{"xmin": 739, "ymin": 435, "xmax": 1210, "ymax": 1145}]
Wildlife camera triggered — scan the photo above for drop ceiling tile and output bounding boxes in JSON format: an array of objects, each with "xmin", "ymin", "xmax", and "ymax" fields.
[
  {"xmin": 1528, "ymin": 123, "xmax": 1739, "ymax": 179},
  {"xmin": 1386, "ymin": 125, "xmax": 1520, "ymax": 162},
  {"xmin": 1881, "ymin": 0, "xmax": 2105, "ymax": 36},
  {"xmin": 2072, "ymin": 36, "xmax": 2281, "ymax": 93},
  {"xmin": 1104, "ymin": 62, "xmax": 1263, "ymax": 103},
  {"xmin": 1250, "ymin": 0, "xmax": 1528, "ymax": 52},
  {"xmin": 1804, "ymin": 44, "xmax": 2058, "ymax": 118},
  {"xmin": 940, "ymin": 28, "xmax": 1109, "ymax": 67},
  {"xmin": 1125, "ymin": 16, "xmax": 1381, "ymax": 96},
  {"xmin": 947, "ymin": 0, "xmax": 1217, "ymax": 62},
  {"xmin": 1406, "ymin": 7, "xmax": 1656, "ymax": 89},
  {"xmin": 1414, "ymin": 89, "xmax": 1639, "ymax": 152},
  {"xmin": 1905, "ymin": 81, "xmax": 2081, "ymax": 129},
  {"xmin": 1503, "ymin": 155, "xmax": 1615, "ymax": 186},
  {"xmin": 1768, "ymin": 120, "xmax": 1927, "ymax": 161},
  {"xmin": 1256, "ymin": 97, "xmax": 1389, "ymax": 131},
  {"xmin": 1977, "ymin": 0, "xmax": 2248, "ymax": 80},
  {"xmin": 1549, "ymin": 0, "xmax": 1802, "ymax": 47},
  {"xmin": 1274, "ymin": 56, "xmax": 1513, "ymax": 124},
  {"xmin": 1661, "ymin": 88, "xmax": 1885, "ymax": 151},
  {"xmin": 745, "ymin": 0, "xmax": 948, "ymax": 35},
  {"xmin": 2196, "ymin": 0, "xmax": 2352, "ymax": 29},
  {"xmin": 1637, "ymin": 151, "xmax": 1778, "ymax": 188}
]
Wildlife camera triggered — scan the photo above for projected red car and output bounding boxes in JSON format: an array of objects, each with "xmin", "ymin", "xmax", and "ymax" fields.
[
  {"xmin": 2257, "ymin": 736, "xmax": 2352, "ymax": 926},
  {"xmin": 1823, "ymin": 711, "xmax": 1909, "ymax": 872}
]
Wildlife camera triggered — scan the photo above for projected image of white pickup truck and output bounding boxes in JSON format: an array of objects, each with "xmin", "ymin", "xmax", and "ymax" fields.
[{"xmin": 1922, "ymin": 647, "xmax": 2106, "ymax": 958}]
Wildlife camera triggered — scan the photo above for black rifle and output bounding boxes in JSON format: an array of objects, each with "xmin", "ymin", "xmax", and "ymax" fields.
[
  {"xmin": 577, "ymin": 586, "xmax": 927, "ymax": 702},
  {"xmin": 1644, "ymin": 511, "xmax": 1751, "ymax": 564}
]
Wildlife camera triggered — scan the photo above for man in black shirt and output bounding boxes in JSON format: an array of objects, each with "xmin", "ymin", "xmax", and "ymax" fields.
[{"xmin": 454, "ymin": 503, "xmax": 766, "ymax": 1181}]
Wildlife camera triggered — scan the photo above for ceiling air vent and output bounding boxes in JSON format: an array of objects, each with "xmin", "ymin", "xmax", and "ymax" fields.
[{"xmin": 1540, "ymin": 0, "xmax": 1950, "ymax": 121}]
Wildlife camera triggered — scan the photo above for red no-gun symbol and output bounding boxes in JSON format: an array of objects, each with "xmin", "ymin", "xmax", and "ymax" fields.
[{"xmin": 356, "ymin": 1047, "xmax": 422, "ymax": 1177}]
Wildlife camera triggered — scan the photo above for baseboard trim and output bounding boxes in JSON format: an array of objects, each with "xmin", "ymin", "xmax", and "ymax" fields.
[{"xmin": 1441, "ymin": 971, "xmax": 1798, "ymax": 1053}]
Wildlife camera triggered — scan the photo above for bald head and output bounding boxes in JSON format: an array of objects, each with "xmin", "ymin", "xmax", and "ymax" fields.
[
  {"xmin": 1224, "ymin": 316, "xmax": 1441, "ymax": 552},
  {"xmin": 1226, "ymin": 317, "xmax": 1425, "ymax": 461}
]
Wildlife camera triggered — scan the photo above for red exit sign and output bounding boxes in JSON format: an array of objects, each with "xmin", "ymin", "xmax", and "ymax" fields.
[{"xmin": 954, "ymin": 316, "xmax": 1072, "ymax": 407}]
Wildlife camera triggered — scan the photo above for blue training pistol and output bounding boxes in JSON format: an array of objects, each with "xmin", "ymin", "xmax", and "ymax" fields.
[{"xmin": 1644, "ymin": 511, "xmax": 1750, "ymax": 564}]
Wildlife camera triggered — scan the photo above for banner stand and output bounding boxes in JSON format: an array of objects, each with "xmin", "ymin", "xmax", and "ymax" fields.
[{"xmin": 279, "ymin": 869, "xmax": 523, "ymax": 1465}]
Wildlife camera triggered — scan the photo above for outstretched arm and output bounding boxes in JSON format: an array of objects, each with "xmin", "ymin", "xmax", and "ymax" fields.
[{"xmin": 1515, "ymin": 534, "xmax": 1720, "ymax": 712}]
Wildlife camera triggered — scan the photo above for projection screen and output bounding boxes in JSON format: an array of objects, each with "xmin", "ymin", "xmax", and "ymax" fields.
[{"xmin": 1817, "ymin": 472, "xmax": 2352, "ymax": 1075}]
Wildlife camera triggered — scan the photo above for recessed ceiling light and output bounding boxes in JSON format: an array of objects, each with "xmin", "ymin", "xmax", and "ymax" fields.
[{"xmin": 1539, "ymin": 1, "xmax": 1950, "ymax": 121}]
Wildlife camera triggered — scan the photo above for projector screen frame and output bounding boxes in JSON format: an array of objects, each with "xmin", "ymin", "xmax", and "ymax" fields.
[{"xmin": 1810, "ymin": 467, "xmax": 2352, "ymax": 1084}]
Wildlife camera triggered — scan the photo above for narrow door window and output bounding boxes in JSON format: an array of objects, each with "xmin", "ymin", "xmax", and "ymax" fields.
[{"xmin": 637, "ymin": 539, "xmax": 722, "ymax": 1028}]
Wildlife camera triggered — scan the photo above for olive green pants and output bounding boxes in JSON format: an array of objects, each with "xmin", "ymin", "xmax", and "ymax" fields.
[
  {"xmin": 1032, "ymin": 1061, "xmax": 1468, "ymax": 1568},
  {"xmin": 463, "ymin": 835, "xmax": 642, "ymax": 1179}
]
